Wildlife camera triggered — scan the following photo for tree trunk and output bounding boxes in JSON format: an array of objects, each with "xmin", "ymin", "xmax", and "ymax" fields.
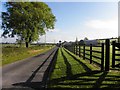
[{"xmin": 26, "ymin": 42, "xmax": 29, "ymax": 48}]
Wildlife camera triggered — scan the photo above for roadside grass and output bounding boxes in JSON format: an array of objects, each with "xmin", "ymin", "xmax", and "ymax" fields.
[
  {"xmin": 48, "ymin": 47, "xmax": 120, "ymax": 88},
  {"xmin": 1, "ymin": 45, "xmax": 54, "ymax": 66}
]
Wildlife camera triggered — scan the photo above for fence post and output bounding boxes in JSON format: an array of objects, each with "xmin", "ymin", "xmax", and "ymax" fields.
[
  {"xmin": 118, "ymin": 36, "xmax": 120, "ymax": 43},
  {"xmin": 79, "ymin": 44, "xmax": 81, "ymax": 57},
  {"xmin": 101, "ymin": 43, "xmax": 104, "ymax": 71},
  {"xmin": 72, "ymin": 45, "xmax": 74, "ymax": 53},
  {"xmin": 105, "ymin": 39, "xmax": 110, "ymax": 71},
  {"xmin": 90, "ymin": 44, "xmax": 92, "ymax": 64},
  {"xmin": 76, "ymin": 44, "xmax": 78, "ymax": 55},
  {"xmin": 83, "ymin": 44, "xmax": 85, "ymax": 60},
  {"xmin": 112, "ymin": 41, "xmax": 115, "ymax": 68},
  {"xmin": 75, "ymin": 44, "xmax": 76, "ymax": 55},
  {"xmin": 74, "ymin": 44, "xmax": 75, "ymax": 54}
]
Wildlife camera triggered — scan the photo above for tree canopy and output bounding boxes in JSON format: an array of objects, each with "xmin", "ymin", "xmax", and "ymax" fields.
[
  {"xmin": 2, "ymin": 2, "xmax": 56, "ymax": 47},
  {"xmin": 84, "ymin": 37, "xmax": 89, "ymax": 41}
]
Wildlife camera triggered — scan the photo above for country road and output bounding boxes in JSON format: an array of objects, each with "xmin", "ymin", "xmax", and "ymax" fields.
[{"xmin": 2, "ymin": 47, "xmax": 58, "ymax": 90}]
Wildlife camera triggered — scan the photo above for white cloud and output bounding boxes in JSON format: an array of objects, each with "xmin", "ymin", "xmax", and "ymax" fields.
[
  {"xmin": 85, "ymin": 18, "xmax": 118, "ymax": 30},
  {"xmin": 85, "ymin": 17, "xmax": 118, "ymax": 31},
  {"xmin": 82, "ymin": 17, "xmax": 118, "ymax": 39}
]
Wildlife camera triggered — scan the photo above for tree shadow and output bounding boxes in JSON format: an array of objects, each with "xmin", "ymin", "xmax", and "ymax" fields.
[{"xmin": 11, "ymin": 48, "xmax": 58, "ymax": 90}]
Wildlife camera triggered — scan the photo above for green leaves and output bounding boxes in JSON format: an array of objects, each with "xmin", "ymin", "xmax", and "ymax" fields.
[{"xmin": 2, "ymin": 2, "xmax": 56, "ymax": 47}]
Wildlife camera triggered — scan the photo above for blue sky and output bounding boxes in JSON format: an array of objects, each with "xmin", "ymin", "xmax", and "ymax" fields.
[{"xmin": 0, "ymin": 2, "xmax": 118, "ymax": 43}]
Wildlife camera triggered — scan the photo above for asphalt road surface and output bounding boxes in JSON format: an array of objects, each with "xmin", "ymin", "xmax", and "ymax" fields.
[{"xmin": 2, "ymin": 47, "xmax": 58, "ymax": 90}]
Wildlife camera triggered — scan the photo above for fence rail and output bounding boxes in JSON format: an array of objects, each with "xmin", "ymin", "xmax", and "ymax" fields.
[
  {"xmin": 64, "ymin": 39, "xmax": 115, "ymax": 71},
  {"xmin": 80, "ymin": 43, "xmax": 104, "ymax": 70},
  {"xmin": 64, "ymin": 43, "xmax": 105, "ymax": 70},
  {"xmin": 112, "ymin": 41, "xmax": 120, "ymax": 68},
  {"xmin": 64, "ymin": 39, "xmax": 120, "ymax": 71}
]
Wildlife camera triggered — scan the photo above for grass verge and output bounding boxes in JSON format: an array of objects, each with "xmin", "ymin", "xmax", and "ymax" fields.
[
  {"xmin": 48, "ymin": 47, "xmax": 120, "ymax": 88},
  {"xmin": 1, "ymin": 45, "xmax": 54, "ymax": 66}
]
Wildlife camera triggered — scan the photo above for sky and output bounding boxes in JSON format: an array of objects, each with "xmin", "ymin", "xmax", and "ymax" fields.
[{"xmin": 0, "ymin": 1, "xmax": 118, "ymax": 43}]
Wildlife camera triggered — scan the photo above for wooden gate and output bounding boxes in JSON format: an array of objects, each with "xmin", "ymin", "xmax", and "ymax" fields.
[{"xmin": 112, "ymin": 41, "xmax": 120, "ymax": 68}]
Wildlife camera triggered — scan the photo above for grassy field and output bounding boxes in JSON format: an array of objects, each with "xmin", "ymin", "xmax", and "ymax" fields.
[
  {"xmin": 79, "ymin": 45, "xmax": 120, "ymax": 69},
  {"xmin": 48, "ymin": 48, "xmax": 120, "ymax": 88},
  {"xmin": 1, "ymin": 44, "xmax": 54, "ymax": 66}
]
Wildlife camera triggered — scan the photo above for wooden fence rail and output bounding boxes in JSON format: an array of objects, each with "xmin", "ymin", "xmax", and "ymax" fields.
[
  {"xmin": 112, "ymin": 41, "xmax": 120, "ymax": 68},
  {"xmin": 64, "ymin": 39, "xmax": 112, "ymax": 71},
  {"xmin": 75, "ymin": 43, "xmax": 104, "ymax": 71}
]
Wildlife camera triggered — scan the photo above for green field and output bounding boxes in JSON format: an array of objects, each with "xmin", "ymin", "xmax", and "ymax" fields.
[
  {"xmin": 1, "ymin": 44, "xmax": 54, "ymax": 66},
  {"xmin": 79, "ymin": 45, "xmax": 120, "ymax": 69},
  {"xmin": 48, "ymin": 48, "xmax": 120, "ymax": 88}
]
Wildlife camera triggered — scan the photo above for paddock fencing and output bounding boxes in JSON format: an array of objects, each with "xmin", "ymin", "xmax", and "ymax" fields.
[
  {"xmin": 112, "ymin": 41, "xmax": 120, "ymax": 68},
  {"xmin": 64, "ymin": 39, "xmax": 120, "ymax": 71}
]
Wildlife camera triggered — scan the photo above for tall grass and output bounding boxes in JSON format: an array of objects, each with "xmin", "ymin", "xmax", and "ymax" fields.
[{"xmin": 1, "ymin": 45, "xmax": 54, "ymax": 66}]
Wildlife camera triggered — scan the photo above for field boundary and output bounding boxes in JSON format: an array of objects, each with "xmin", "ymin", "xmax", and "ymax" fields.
[{"xmin": 64, "ymin": 39, "xmax": 120, "ymax": 71}]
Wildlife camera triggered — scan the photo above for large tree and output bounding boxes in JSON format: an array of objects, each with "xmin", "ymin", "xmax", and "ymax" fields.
[{"xmin": 2, "ymin": 2, "xmax": 56, "ymax": 47}]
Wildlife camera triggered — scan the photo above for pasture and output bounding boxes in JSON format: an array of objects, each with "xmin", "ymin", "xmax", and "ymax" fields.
[{"xmin": 79, "ymin": 45, "xmax": 120, "ymax": 69}]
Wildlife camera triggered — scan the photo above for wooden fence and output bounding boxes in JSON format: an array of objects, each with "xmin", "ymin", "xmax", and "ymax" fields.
[
  {"xmin": 112, "ymin": 41, "xmax": 120, "ymax": 68},
  {"xmin": 64, "ymin": 39, "xmax": 112, "ymax": 71},
  {"xmin": 79, "ymin": 44, "xmax": 104, "ymax": 70}
]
